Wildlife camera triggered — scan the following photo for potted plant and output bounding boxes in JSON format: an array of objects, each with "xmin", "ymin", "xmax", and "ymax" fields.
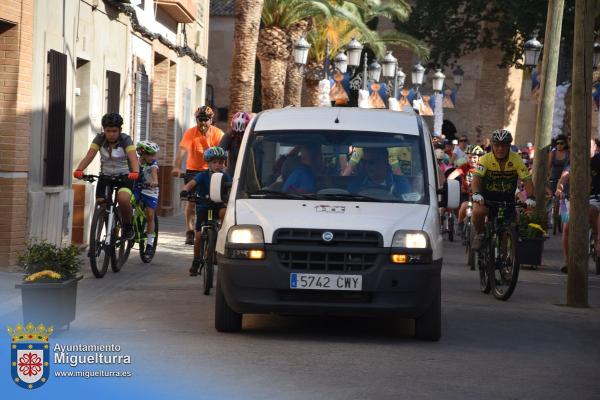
[
  {"xmin": 15, "ymin": 240, "xmax": 83, "ymax": 329},
  {"xmin": 516, "ymin": 209, "xmax": 547, "ymax": 267}
]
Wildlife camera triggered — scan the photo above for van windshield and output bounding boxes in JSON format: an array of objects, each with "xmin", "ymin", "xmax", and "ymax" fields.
[{"xmin": 238, "ymin": 130, "xmax": 428, "ymax": 204}]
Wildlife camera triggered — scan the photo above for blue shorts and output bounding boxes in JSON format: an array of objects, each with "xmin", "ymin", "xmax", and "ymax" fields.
[{"xmin": 135, "ymin": 191, "xmax": 158, "ymax": 210}]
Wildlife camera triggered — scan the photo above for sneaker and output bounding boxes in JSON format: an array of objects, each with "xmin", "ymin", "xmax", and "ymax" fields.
[
  {"xmin": 145, "ymin": 244, "xmax": 155, "ymax": 258},
  {"xmin": 185, "ymin": 230, "xmax": 195, "ymax": 245},
  {"xmin": 471, "ymin": 234, "xmax": 484, "ymax": 251},
  {"xmin": 189, "ymin": 259, "xmax": 201, "ymax": 276},
  {"xmin": 123, "ymin": 224, "xmax": 135, "ymax": 240}
]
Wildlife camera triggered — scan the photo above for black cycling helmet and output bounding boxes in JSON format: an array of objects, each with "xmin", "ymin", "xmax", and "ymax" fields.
[
  {"xmin": 195, "ymin": 105, "xmax": 214, "ymax": 121},
  {"xmin": 101, "ymin": 112, "xmax": 124, "ymax": 129}
]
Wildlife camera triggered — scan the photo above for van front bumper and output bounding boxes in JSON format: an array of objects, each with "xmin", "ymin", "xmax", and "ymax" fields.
[{"xmin": 216, "ymin": 249, "xmax": 441, "ymax": 318}]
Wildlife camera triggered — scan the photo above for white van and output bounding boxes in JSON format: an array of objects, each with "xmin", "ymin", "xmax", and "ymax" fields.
[{"xmin": 209, "ymin": 107, "xmax": 459, "ymax": 341}]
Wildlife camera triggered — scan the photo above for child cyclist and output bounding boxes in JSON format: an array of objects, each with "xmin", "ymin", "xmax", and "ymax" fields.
[
  {"xmin": 180, "ymin": 147, "xmax": 232, "ymax": 276},
  {"xmin": 134, "ymin": 141, "xmax": 160, "ymax": 256},
  {"xmin": 73, "ymin": 112, "xmax": 139, "ymax": 240}
]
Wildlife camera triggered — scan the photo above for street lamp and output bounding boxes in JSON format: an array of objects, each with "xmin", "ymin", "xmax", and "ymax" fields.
[
  {"xmin": 432, "ymin": 69, "xmax": 446, "ymax": 92},
  {"xmin": 524, "ymin": 37, "xmax": 543, "ymax": 68},
  {"xmin": 334, "ymin": 51, "xmax": 349, "ymax": 74},
  {"xmin": 593, "ymin": 42, "xmax": 600, "ymax": 70},
  {"xmin": 293, "ymin": 35, "xmax": 311, "ymax": 66},
  {"xmin": 368, "ymin": 60, "xmax": 382, "ymax": 82},
  {"xmin": 381, "ymin": 51, "xmax": 397, "ymax": 79},
  {"xmin": 346, "ymin": 38, "xmax": 363, "ymax": 71},
  {"xmin": 453, "ymin": 65, "xmax": 464, "ymax": 89},
  {"xmin": 412, "ymin": 62, "xmax": 425, "ymax": 86}
]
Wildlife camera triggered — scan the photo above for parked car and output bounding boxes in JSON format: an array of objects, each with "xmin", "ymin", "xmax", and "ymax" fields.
[{"xmin": 209, "ymin": 107, "xmax": 460, "ymax": 341}]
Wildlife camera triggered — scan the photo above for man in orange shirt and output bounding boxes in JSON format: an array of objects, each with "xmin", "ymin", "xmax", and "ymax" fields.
[{"xmin": 172, "ymin": 106, "xmax": 224, "ymax": 244}]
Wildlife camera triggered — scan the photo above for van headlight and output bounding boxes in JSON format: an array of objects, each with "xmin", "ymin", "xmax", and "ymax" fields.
[
  {"xmin": 227, "ymin": 225, "xmax": 265, "ymax": 244},
  {"xmin": 391, "ymin": 230, "xmax": 429, "ymax": 249}
]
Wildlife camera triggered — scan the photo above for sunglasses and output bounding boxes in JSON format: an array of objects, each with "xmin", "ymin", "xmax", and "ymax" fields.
[
  {"xmin": 459, "ymin": 139, "xmax": 468, "ymax": 142},
  {"xmin": 196, "ymin": 117, "xmax": 211, "ymax": 122},
  {"xmin": 556, "ymin": 141, "xmax": 565, "ymax": 145}
]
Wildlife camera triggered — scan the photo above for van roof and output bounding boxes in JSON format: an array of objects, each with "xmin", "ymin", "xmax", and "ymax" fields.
[{"xmin": 253, "ymin": 107, "xmax": 421, "ymax": 136}]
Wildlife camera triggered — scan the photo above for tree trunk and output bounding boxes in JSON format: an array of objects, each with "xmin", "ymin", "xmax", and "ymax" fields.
[
  {"xmin": 229, "ymin": 0, "xmax": 264, "ymax": 119},
  {"xmin": 284, "ymin": 20, "xmax": 310, "ymax": 107},
  {"xmin": 567, "ymin": 0, "xmax": 593, "ymax": 307},
  {"xmin": 302, "ymin": 79, "xmax": 321, "ymax": 107},
  {"xmin": 257, "ymin": 26, "xmax": 290, "ymax": 110},
  {"xmin": 532, "ymin": 0, "xmax": 565, "ymax": 213}
]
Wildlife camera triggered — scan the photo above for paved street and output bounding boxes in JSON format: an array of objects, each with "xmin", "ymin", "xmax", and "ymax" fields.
[{"xmin": 1, "ymin": 214, "xmax": 600, "ymax": 399}]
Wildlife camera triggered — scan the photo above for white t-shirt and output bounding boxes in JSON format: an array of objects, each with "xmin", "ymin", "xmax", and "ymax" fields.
[{"xmin": 453, "ymin": 146, "xmax": 466, "ymax": 163}]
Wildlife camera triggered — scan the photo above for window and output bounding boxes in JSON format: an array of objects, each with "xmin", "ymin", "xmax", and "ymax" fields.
[
  {"xmin": 44, "ymin": 50, "xmax": 67, "ymax": 186},
  {"xmin": 134, "ymin": 64, "xmax": 149, "ymax": 141},
  {"xmin": 106, "ymin": 70, "xmax": 121, "ymax": 114},
  {"xmin": 239, "ymin": 130, "xmax": 427, "ymax": 204}
]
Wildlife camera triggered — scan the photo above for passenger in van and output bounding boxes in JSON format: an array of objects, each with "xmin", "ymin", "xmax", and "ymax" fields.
[
  {"xmin": 282, "ymin": 144, "xmax": 322, "ymax": 194},
  {"xmin": 347, "ymin": 148, "xmax": 411, "ymax": 197}
]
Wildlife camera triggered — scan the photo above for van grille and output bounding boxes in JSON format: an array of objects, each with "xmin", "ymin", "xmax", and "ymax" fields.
[
  {"xmin": 274, "ymin": 229, "xmax": 382, "ymax": 247},
  {"xmin": 277, "ymin": 251, "xmax": 378, "ymax": 272}
]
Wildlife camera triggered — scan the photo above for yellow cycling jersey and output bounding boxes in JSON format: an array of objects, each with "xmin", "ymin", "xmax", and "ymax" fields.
[
  {"xmin": 474, "ymin": 151, "xmax": 530, "ymax": 196},
  {"xmin": 349, "ymin": 147, "xmax": 412, "ymax": 175}
]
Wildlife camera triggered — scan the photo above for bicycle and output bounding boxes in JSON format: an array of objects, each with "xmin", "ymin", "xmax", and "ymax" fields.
[
  {"xmin": 81, "ymin": 174, "xmax": 131, "ymax": 278},
  {"xmin": 476, "ymin": 200, "xmax": 521, "ymax": 301},
  {"xmin": 589, "ymin": 231, "xmax": 600, "ymax": 275},
  {"xmin": 440, "ymin": 208, "xmax": 455, "ymax": 242},
  {"xmin": 463, "ymin": 199, "xmax": 475, "ymax": 270},
  {"xmin": 130, "ymin": 182, "xmax": 160, "ymax": 264},
  {"xmin": 183, "ymin": 191, "xmax": 220, "ymax": 295}
]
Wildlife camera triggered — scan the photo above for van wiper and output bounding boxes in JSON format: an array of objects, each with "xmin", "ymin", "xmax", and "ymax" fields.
[
  {"xmin": 315, "ymin": 193, "xmax": 385, "ymax": 202},
  {"xmin": 247, "ymin": 189, "xmax": 316, "ymax": 199}
]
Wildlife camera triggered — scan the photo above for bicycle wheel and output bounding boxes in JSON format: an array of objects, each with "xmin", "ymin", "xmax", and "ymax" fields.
[
  {"xmin": 478, "ymin": 244, "xmax": 491, "ymax": 294},
  {"xmin": 491, "ymin": 228, "xmax": 519, "ymax": 301},
  {"xmin": 448, "ymin": 214, "xmax": 454, "ymax": 242},
  {"xmin": 139, "ymin": 214, "xmax": 159, "ymax": 263},
  {"xmin": 466, "ymin": 221, "xmax": 475, "ymax": 270},
  {"xmin": 203, "ymin": 228, "xmax": 215, "ymax": 296},
  {"xmin": 111, "ymin": 210, "xmax": 126, "ymax": 272},
  {"xmin": 89, "ymin": 205, "xmax": 111, "ymax": 278}
]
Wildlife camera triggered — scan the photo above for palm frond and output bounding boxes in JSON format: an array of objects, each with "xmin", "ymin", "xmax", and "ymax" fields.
[{"xmin": 377, "ymin": 30, "xmax": 430, "ymax": 60}]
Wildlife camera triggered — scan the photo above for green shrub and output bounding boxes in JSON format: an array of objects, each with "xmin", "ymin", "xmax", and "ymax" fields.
[{"xmin": 17, "ymin": 240, "xmax": 82, "ymax": 282}]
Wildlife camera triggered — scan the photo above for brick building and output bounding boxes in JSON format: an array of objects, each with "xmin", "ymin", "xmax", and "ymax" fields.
[
  {"xmin": 0, "ymin": 0, "xmax": 211, "ymax": 268},
  {"xmin": 0, "ymin": 0, "xmax": 33, "ymax": 267}
]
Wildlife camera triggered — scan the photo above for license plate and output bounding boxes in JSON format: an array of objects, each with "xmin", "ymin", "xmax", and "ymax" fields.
[{"xmin": 289, "ymin": 273, "xmax": 362, "ymax": 291}]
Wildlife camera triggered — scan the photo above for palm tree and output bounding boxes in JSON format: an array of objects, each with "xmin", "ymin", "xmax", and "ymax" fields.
[
  {"xmin": 284, "ymin": 19, "xmax": 311, "ymax": 107},
  {"xmin": 229, "ymin": 0, "xmax": 264, "ymax": 118},
  {"xmin": 258, "ymin": 0, "xmax": 334, "ymax": 110},
  {"xmin": 301, "ymin": 1, "xmax": 429, "ymax": 106}
]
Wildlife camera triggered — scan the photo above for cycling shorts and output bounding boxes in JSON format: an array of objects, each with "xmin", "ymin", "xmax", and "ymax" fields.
[
  {"xmin": 95, "ymin": 175, "xmax": 134, "ymax": 200},
  {"xmin": 134, "ymin": 191, "xmax": 158, "ymax": 210}
]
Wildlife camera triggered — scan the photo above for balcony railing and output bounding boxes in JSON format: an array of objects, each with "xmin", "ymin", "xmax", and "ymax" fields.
[{"xmin": 154, "ymin": 0, "xmax": 196, "ymax": 23}]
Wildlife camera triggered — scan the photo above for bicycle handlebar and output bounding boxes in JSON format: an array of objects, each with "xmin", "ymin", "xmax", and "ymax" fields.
[{"xmin": 80, "ymin": 174, "xmax": 130, "ymax": 183}]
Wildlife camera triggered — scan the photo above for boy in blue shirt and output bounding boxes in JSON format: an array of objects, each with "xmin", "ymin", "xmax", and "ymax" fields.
[{"xmin": 180, "ymin": 147, "xmax": 231, "ymax": 276}]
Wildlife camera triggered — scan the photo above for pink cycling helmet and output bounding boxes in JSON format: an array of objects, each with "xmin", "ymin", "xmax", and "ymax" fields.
[{"xmin": 230, "ymin": 111, "xmax": 251, "ymax": 133}]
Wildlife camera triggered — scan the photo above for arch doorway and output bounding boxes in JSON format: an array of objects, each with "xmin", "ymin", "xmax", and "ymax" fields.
[{"xmin": 442, "ymin": 120, "xmax": 457, "ymax": 140}]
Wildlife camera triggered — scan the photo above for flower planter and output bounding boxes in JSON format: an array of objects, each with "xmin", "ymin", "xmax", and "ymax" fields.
[
  {"xmin": 15, "ymin": 276, "xmax": 83, "ymax": 329},
  {"xmin": 517, "ymin": 237, "xmax": 545, "ymax": 266}
]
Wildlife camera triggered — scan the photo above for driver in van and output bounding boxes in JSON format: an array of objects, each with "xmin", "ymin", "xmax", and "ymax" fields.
[
  {"xmin": 282, "ymin": 144, "xmax": 322, "ymax": 194},
  {"xmin": 347, "ymin": 148, "xmax": 411, "ymax": 197}
]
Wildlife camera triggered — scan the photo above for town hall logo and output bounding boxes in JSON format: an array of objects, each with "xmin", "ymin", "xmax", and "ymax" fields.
[{"xmin": 8, "ymin": 323, "xmax": 53, "ymax": 390}]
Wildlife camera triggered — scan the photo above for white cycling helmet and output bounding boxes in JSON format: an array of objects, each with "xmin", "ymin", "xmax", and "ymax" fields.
[{"xmin": 230, "ymin": 111, "xmax": 251, "ymax": 133}]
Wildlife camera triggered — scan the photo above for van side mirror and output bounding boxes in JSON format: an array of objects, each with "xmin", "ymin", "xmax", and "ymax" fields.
[{"xmin": 209, "ymin": 173, "xmax": 231, "ymax": 203}]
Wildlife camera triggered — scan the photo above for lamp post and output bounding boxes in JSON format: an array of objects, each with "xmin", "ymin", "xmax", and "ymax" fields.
[
  {"xmin": 453, "ymin": 65, "xmax": 464, "ymax": 90},
  {"xmin": 412, "ymin": 62, "xmax": 425, "ymax": 96},
  {"xmin": 381, "ymin": 51, "xmax": 397, "ymax": 97},
  {"xmin": 394, "ymin": 65, "xmax": 406, "ymax": 99},
  {"xmin": 346, "ymin": 38, "xmax": 363, "ymax": 73},
  {"xmin": 293, "ymin": 35, "xmax": 311, "ymax": 67},
  {"xmin": 432, "ymin": 69, "xmax": 446, "ymax": 93},
  {"xmin": 524, "ymin": 36, "xmax": 543, "ymax": 69},
  {"xmin": 334, "ymin": 51, "xmax": 348, "ymax": 74}
]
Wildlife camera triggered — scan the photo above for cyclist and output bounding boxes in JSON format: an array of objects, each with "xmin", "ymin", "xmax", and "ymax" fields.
[
  {"xmin": 180, "ymin": 146, "xmax": 232, "ymax": 276},
  {"xmin": 73, "ymin": 112, "xmax": 139, "ymax": 240},
  {"xmin": 134, "ymin": 141, "xmax": 160, "ymax": 256},
  {"xmin": 220, "ymin": 111, "xmax": 251, "ymax": 175},
  {"xmin": 448, "ymin": 145, "xmax": 485, "ymax": 233},
  {"xmin": 172, "ymin": 106, "xmax": 224, "ymax": 245},
  {"xmin": 471, "ymin": 129, "xmax": 536, "ymax": 250}
]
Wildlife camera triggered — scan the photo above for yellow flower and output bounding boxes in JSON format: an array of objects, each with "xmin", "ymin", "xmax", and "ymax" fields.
[
  {"xmin": 528, "ymin": 223, "xmax": 545, "ymax": 234},
  {"xmin": 25, "ymin": 270, "xmax": 62, "ymax": 282}
]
